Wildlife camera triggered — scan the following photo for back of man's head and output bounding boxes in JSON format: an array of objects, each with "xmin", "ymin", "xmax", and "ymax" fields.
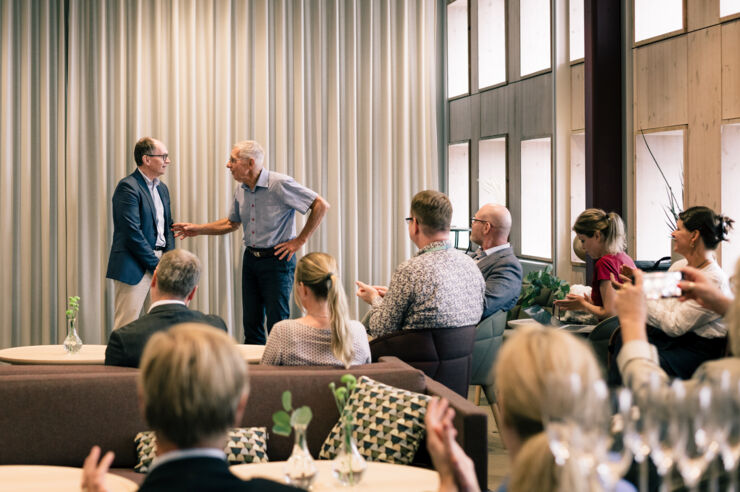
[
  {"xmin": 156, "ymin": 249, "xmax": 201, "ymax": 299},
  {"xmin": 233, "ymin": 140, "xmax": 265, "ymax": 167},
  {"xmin": 139, "ymin": 323, "xmax": 248, "ymax": 449},
  {"xmin": 481, "ymin": 203, "xmax": 512, "ymax": 242},
  {"xmin": 410, "ymin": 190, "xmax": 452, "ymax": 236},
  {"xmin": 134, "ymin": 137, "xmax": 157, "ymax": 166}
]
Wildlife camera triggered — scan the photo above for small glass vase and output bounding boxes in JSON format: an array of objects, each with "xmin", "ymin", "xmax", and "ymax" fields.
[
  {"xmin": 283, "ymin": 424, "xmax": 317, "ymax": 489},
  {"xmin": 332, "ymin": 416, "xmax": 367, "ymax": 486},
  {"xmin": 63, "ymin": 317, "xmax": 83, "ymax": 354}
]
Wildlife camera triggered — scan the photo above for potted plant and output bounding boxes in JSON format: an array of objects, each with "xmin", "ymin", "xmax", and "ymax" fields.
[{"xmin": 512, "ymin": 266, "xmax": 570, "ymax": 318}]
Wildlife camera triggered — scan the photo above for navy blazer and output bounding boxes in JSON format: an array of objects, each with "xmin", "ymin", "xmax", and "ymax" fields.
[{"xmin": 106, "ymin": 169, "xmax": 174, "ymax": 285}]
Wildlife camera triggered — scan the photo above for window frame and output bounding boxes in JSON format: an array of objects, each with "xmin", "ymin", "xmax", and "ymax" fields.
[
  {"xmin": 632, "ymin": 0, "xmax": 686, "ymax": 47},
  {"xmin": 519, "ymin": 134, "xmax": 554, "ymax": 262}
]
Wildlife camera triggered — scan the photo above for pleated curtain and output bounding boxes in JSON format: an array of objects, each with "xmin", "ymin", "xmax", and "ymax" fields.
[{"xmin": 0, "ymin": 0, "xmax": 440, "ymax": 347}]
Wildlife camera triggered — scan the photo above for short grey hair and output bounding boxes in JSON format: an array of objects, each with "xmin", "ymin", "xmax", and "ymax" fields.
[
  {"xmin": 156, "ymin": 249, "xmax": 201, "ymax": 298},
  {"xmin": 233, "ymin": 140, "xmax": 265, "ymax": 167}
]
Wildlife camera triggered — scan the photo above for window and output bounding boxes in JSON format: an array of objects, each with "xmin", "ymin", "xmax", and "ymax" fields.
[
  {"xmin": 478, "ymin": 0, "xmax": 506, "ymax": 88},
  {"xmin": 447, "ymin": 0, "xmax": 469, "ymax": 98},
  {"xmin": 721, "ymin": 0, "xmax": 740, "ymax": 17},
  {"xmin": 449, "ymin": 142, "xmax": 470, "ymax": 249},
  {"xmin": 722, "ymin": 123, "xmax": 740, "ymax": 277},
  {"xmin": 520, "ymin": 138, "xmax": 552, "ymax": 258},
  {"xmin": 478, "ymin": 137, "xmax": 507, "ymax": 207},
  {"xmin": 634, "ymin": 0, "xmax": 683, "ymax": 43},
  {"xmin": 569, "ymin": 0, "xmax": 584, "ymax": 61},
  {"xmin": 635, "ymin": 130, "xmax": 684, "ymax": 261},
  {"xmin": 520, "ymin": 0, "xmax": 551, "ymax": 76},
  {"xmin": 570, "ymin": 133, "xmax": 586, "ymax": 263}
]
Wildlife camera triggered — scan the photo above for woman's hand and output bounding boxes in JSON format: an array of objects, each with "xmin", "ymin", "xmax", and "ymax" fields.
[
  {"xmin": 678, "ymin": 266, "xmax": 731, "ymax": 316},
  {"xmin": 554, "ymin": 293, "xmax": 591, "ymax": 311},
  {"xmin": 81, "ymin": 446, "xmax": 115, "ymax": 492},
  {"xmin": 613, "ymin": 270, "xmax": 648, "ymax": 343},
  {"xmin": 355, "ymin": 281, "xmax": 379, "ymax": 305}
]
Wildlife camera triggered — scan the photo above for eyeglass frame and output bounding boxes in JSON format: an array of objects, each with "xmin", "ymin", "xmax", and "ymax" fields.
[
  {"xmin": 470, "ymin": 217, "xmax": 490, "ymax": 226},
  {"xmin": 145, "ymin": 153, "xmax": 169, "ymax": 160},
  {"xmin": 405, "ymin": 216, "xmax": 415, "ymax": 224}
]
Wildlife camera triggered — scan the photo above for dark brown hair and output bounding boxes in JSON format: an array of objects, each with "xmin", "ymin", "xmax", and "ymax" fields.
[
  {"xmin": 678, "ymin": 206, "xmax": 734, "ymax": 250},
  {"xmin": 134, "ymin": 137, "xmax": 157, "ymax": 166},
  {"xmin": 410, "ymin": 190, "xmax": 452, "ymax": 235}
]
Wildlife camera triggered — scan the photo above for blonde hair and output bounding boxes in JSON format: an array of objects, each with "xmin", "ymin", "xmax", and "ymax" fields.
[
  {"xmin": 140, "ymin": 323, "xmax": 248, "ymax": 448},
  {"xmin": 294, "ymin": 252, "xmax": 355, "ymax": 368},
  {"xmin": 495, "ymin": 325, "xmax": 602, "ymax": 492},
  {"xmin": 573, "ymin": 208, "xmax": 626, "ymax": 255}
]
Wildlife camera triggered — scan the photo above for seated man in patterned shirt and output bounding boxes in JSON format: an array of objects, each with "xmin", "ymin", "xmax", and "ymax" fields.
[{"xmin": 356, "ymin": 190, "xmax": 485, "ymax": 337}]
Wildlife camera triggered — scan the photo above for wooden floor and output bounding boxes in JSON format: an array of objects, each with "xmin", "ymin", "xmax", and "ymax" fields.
[{"xmin": 467, "ymin": 387, "xmax": 509, "ymax": 491}]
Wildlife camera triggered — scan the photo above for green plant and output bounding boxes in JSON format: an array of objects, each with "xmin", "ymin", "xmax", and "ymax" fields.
[
  {"xmin": 329, "ymin": 374, "xmax": 357, "ymax": 417},
  {"xmin": 519, "ymin": 266, "xmax": 570, "ymax": 308},
  {"xmin": 272, "ymin": 390, "xmax": 313, "ymax": 436},
  {"xmin": 65, "ymin": 296, "xmax": 80, "ymax": 320}
]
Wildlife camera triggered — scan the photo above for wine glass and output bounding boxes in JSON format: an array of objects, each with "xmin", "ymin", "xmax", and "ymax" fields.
[
  {"xmin": 595, "ymin": 387, "xmax": 635, "ymax": 492},
  {"xmin": 718, "ymin": 372, "xmax": 740, "ymax": 492},
  {"xmin": 674, "ymin": 382, "xmax": 714, "ymax": 492},
  {"xmin": 624, "ymin": 394, "xmax": 652, "ymax": 492},
  {"xmin": 645, "ymin": 379, "xmax": 683, "ymax": 492}
]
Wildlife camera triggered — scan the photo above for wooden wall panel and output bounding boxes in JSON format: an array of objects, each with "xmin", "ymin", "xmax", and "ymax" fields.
[
  {"xmin": 571, "ymin": 63, "xmax": 585, "ymax": 131},
  {"xmin": 479, "ymin": 85, "xmax": 511, "ymax": 137},
  {"xmin": 449, "ymin": 97, "xmax": 472, "ymax": 142},
  {"xmin": 722, "ymin": 20, "xmax": 740, "ymax": 120},
  {"xmin": 634, "ymin": 36, "xmax": 688, "ymax": 130},
  {"xmin": 687, "ymin": 26, "xmax": 722, "ymax": 210},
  {"xmin": 520, "ymin": 73, "xmax": 553, "ymax": 138},
  {"xmin": 687, "ymin": 0, "xmax": 718, "ymax": 31}
]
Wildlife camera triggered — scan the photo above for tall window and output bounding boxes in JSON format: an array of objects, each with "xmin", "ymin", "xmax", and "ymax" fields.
[
  {"xmin": 570, "ymin": 133, "xmax": 586, "ymax": 263},
  {"xmin": 634, "ymin": 0, "xmax": 683, "ymax": 43},
  {"xmin": 478, "ymin": 0, "xmax": 506, "ymax": 88},
  {"xmin": 721, "ymin": 0, "xmax": 740, "ymax": 17},
  {"xmin": 635, "ymin": 130, "xmax": 684, "ymax": 261},
  {"xmin": 520, "ymin": 0, "xmax": 551, "ymax": 76},
  {"xmin": 449, "ymin": 142, "xmax": 471, "ymax": 249},
  {"xmin": 478, "ymin": 137, "xmax": 507, "ymax": 207},
  {"xmin": 569, "ymin": 0, "xmax": 584, "ymax": 61},
  {"xmin": 447, "ymin": 0, "xmax": 469, "ymax": 98},
  {"xmin": 520, "ymin": 138, "xmax": 552, "ymax": 258},
  {"xmin": 722, "ymin": 123, "xmax": 740, "ymax": 277}
]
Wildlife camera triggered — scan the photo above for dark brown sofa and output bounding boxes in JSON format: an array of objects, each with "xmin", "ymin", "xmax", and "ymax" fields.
[{"xmin": 0, "ymin": 357, "xmax": 488, "ymax": 488}]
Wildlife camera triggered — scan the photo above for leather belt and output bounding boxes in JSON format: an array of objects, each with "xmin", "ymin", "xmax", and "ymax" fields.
[
  {"xmin": 154, "ymin": 246, "xmax": 166, "ymax": 251},
  {"xmin": 247, "ymin": 246, "xmax": 276, "ymax": 258}
]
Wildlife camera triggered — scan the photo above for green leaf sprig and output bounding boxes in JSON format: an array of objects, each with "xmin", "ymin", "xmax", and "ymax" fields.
[
  {"xmin": 329, "ymin": 374, "xmax": 357, "ymax": 429},
  {"xmin": 65, "ymin": 296, "xmax": 80, "ymax": 320},
  {"xmin": 272, "ymin": 390, "xmax": 313, "ymax": 437},
  {"xmin": 519, "ymin": 266, "xmax": 570, "ymax": 309}
]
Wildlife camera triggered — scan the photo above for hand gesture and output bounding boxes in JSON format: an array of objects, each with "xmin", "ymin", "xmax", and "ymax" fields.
[
  {"xmin": 553, "ymin": 293, "xmax": 590, "ymax": 311},
  {"xmin": 373, "ymin": 285, "xmax": 388, "ymax": 298},
  {"xmin": 678, "ymin": 265, "xmax": 731, "ymax": 315},
  {"xmin": 274, "ymin": 238, "xmax": 304, "ymax": 261},
  {"xmin": 355, "ymin": 281, "xmax": 379, "ymax": 305},
  {"xmin": 613, "ymin": 269, "xmax": 648, "ymax": 342},
  {"xmin": 81, "ymin": 446, "xmax": 115, "ymax": 492},
  {"xmin": 171, "ymin": 222, "xmax": 201, "ymax": 239}
]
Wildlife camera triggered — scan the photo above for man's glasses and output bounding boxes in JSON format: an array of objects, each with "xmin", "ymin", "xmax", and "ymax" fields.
[
  {"xmin": 470, "ymin": 218, "xmax": 489, "ymax": 226},
  {"xmin": 146, "ymin": 153, "xmax": 169, "ymax": 160},
  {"xmin": 405, "ymin": 217, "xmax": 414, "ymax": 224}
]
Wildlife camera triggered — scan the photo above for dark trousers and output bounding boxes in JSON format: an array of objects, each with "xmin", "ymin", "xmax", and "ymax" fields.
[{"xmin": 241, "ymin": 250, "xmax": 296, "ymax": 345}]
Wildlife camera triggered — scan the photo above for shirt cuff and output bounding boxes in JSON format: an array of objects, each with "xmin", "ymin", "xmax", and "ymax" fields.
[
  {"xmin": 371, "ymin": 296, "xmax": 383, "ymax": 309},
  {"xmin": 617, "ymin": 339, "xmax": 659, "ymax": 374}
]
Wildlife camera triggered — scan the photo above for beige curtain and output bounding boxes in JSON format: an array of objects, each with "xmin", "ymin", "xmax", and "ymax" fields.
[{"xmin": 0, "ymin": 0, "xmax": 439, "ymax": 347}]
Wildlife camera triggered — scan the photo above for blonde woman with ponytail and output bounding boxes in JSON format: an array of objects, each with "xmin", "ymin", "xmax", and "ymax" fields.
[
  {"xmin": 261, "ymin": 252, "xmax": 370, "ymax": 367},
  {"xmin": 554, "ymin": 209, "xmax": 636, "ymax": 320}
]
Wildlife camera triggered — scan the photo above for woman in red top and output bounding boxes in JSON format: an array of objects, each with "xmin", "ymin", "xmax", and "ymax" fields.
[{"xmin": 555, "ymin": 209, "xmax": 636, "ymax": 320}]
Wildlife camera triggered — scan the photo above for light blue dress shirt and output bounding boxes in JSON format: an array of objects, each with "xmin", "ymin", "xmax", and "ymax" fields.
[
  {"xmin": 228, "ymin": 169, "xmax": 318, "ymax": 248},
  {"xmin": 138, "ymin": 168, "xmax": 166, "ymax": 248}
]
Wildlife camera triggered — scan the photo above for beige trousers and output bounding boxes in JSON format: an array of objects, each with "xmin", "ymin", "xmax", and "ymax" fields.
[{"xmin": 112, "ymin": 251, "xmax": 161, "ymax": 330}]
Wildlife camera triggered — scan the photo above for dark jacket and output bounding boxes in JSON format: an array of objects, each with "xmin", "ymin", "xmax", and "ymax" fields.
[
  {"xmin": 472, "ymin": 246, "xmax": 523, "ymax": 318},
  {"xmin": 105, "ymin": 303, "xmax": 227, "ymax": 368}
]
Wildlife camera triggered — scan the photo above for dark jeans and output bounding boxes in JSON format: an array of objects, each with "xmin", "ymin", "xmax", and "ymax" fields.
[{"xmin": 241, "ymin": 250, "xmax": 296, "ymax": 345}]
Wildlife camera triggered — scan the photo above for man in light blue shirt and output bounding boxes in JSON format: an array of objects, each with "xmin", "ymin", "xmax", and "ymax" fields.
[{"xmin": 172, "ymin": 140, "xmax": 329, "ymax": 344}]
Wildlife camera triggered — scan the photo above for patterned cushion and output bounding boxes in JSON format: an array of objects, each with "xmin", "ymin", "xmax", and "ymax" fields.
[
  {"xmin": 134, "ymin": 427, "xmax": 269, "ymax": 473},
  {"xmin": 318, "ymin": 376, "xmax": 431, "ymax": 465}
]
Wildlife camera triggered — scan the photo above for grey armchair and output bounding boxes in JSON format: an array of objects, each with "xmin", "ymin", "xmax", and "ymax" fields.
[{"xmin": 470, "ymin": 310, "xmax": 507, "ymax": 435}]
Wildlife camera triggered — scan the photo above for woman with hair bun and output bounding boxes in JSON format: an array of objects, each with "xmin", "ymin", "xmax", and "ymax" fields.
[
  {"xmin": 554, "ymin": 209, "xmax": 636, "ymax": 320},
  {"xmin": 261, "ymin": 252, "xmax": 370, "ymax": 368},
  {"xmin": 636, "ymin": 206, "xmax": 734, "ymax": 378}
]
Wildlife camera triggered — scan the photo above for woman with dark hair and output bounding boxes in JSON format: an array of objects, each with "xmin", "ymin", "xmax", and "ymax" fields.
[{"xmin": 636, "ymin": 206, "xmax": 735, "ymax": 378}]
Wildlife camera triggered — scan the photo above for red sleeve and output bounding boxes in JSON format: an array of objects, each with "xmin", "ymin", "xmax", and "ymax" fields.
[{"xmin": 594, "ymin": 255, "xmax": 621, "ymax": 282}]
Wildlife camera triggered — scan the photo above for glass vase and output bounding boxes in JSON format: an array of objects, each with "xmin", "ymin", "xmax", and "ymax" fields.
[
  {"xmin": 332, "ymin": 415, "xmax": 367, "ymax": 486},
  {"xmin": 283, "ymin": 424, "xmax": 317, "ymax": 489},
  {"xmin": 63, "ymin": 318, "xmax": 83, "ymax": 354}
]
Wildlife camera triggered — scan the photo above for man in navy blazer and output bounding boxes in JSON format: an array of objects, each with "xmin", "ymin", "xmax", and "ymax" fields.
[
  {"xmin": 106, "ymin": 137, "xmax": 175, "ymax": 330},
  {"xmin": 469, "ymin": 203, "xmax": 523, "ymax": 319}
]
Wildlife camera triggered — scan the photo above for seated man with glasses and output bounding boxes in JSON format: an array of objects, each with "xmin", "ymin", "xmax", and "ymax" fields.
[
  {"xmin": 106, "ymin": 137, "xmax": 175, "ymax": 330},
  {"xmin": 356, "ymin": 190, "xmax": 484, "ymax": 337},
  {"xmin": 469, "ymin": 204, "xmax": 522, "ymax": 319}
]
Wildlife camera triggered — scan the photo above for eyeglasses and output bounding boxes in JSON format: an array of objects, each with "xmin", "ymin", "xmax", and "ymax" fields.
[
  {"xmin": 470, "ymin": 218, "xmax": 490, "ymax": 226},
  {"xmin": 405, "ymin": 217, "xmax": 414, "ymax": 224},
  {"xmin": 146, "ymin": 153, "xmax": 169, "ymax": 160}
]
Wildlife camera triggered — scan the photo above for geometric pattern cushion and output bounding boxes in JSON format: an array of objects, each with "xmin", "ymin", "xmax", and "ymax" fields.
[
  {"xmin": 318, "ymin": 376, "xmax": 431, "ymax": 465},
  {"xmin": 134, "ymin": 427, "xmax": 269, "ymax": 473}
]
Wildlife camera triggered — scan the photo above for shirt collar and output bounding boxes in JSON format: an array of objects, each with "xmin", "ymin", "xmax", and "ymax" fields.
[
  {"xmin": 148, "ymin": 447, "xmax": 226, "ymax": 473},
  {"xmin": 242, "ymin": 168, "xmax": 269, "ymax": 190},
  {"xmin": 416, "ymin": 240, "xmax": 451, "ymax": 256},
  {"xmin": 138, "ymin": 168, "xmax": 160, "ymax": 188},
  {"xmin": 148, "ymin": 299, "xmax": 187, "ymax": 312},
  {"xmin": 483, "ymin": 243, "xmax": 511, "ymax": 257}
]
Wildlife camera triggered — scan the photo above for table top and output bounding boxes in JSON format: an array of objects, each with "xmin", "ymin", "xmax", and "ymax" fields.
[
  {"xmin": 0, "ymin": 344, "xmax": 107, "ymax": 365},
  {"xmin": 0, "ymin": 465, "xmax": 138, "ymax": 492},
  {"xmin": 235, "ymin": 344, "xmax": 265, "ymax": 364},
  {"xmin": 230, "ymin": 460, "xmax": 440, "ymax": 491},
  {"xmin": 506, "ymin": 318, "xmax": 595, "ymax": 335}
]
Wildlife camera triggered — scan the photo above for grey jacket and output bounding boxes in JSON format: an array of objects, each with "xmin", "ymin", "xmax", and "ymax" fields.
[{"xmin": 472, "ymin": 246, "xmax": 523, "ymax": 318}]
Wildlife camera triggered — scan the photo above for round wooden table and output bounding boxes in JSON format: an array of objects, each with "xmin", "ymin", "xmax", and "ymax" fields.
[
  {"xmin": 0, "ymin": 345, "xmax": 107, "ymax": 365},
  {"xmin": 230, "ymin": 460, "xmax": 440, "ymax": 491},
  {"xmin": 234, "ymin": 344, "xmax": 265, "ymax": 364},
  {"xmin": 0, "ymin": 465, "xmax": 138, "ymax": 491}
]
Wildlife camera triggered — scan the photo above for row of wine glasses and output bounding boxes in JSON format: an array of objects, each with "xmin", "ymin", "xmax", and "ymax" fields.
[{"xmin": 542, "ymin": 369, "xmax": 740, "ymax": 492}]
